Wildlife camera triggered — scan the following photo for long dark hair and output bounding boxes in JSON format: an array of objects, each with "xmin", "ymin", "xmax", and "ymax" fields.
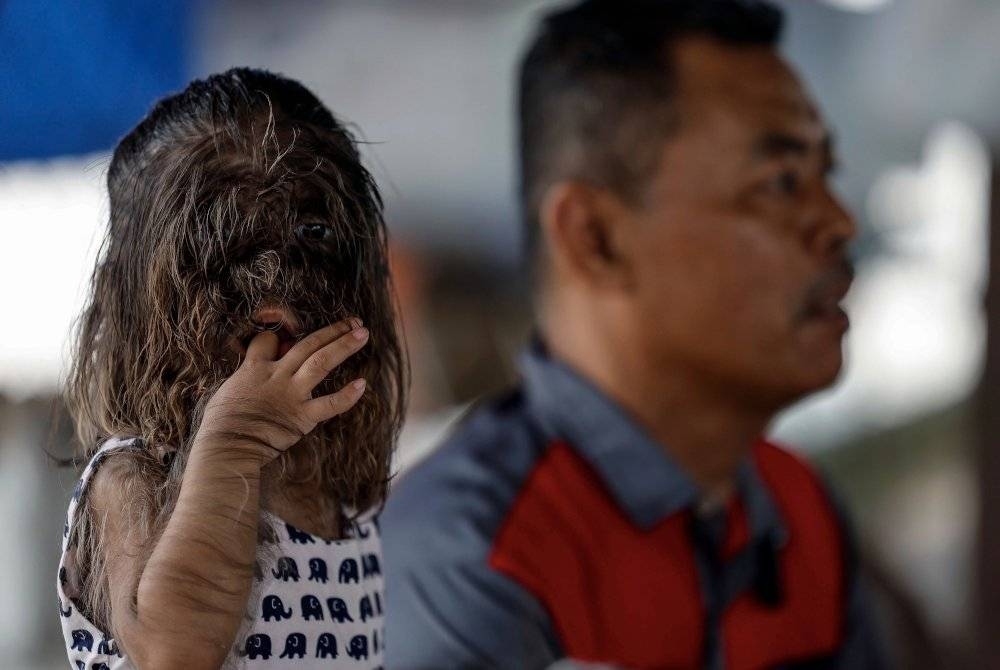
[{"xmin": 63, "ymin": 67, "xmax": 407, "ymax": 632}]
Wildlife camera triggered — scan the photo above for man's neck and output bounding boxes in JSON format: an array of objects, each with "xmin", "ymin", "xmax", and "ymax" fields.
[{"xmin": 546, "ymin": 332, "xmax": 771, "ymax": 502}]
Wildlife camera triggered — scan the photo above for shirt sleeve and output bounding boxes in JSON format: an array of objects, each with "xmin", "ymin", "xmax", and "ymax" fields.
[{"xmin": 384, "ymin": 552, "xmax": 561, "ymax": 669}]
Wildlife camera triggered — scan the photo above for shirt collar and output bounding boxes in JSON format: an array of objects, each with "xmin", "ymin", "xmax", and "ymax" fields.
[{"xmin": 519, "ymin": 340, "xmax": 786, "ymax": 545}]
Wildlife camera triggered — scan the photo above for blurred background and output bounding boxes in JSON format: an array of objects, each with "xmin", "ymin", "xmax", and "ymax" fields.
[{"xmin": 1, "ymin": 0, "xmax": 998, "ymax": 667}]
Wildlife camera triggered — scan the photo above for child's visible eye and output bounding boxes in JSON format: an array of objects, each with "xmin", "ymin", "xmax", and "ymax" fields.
[{"xmin": 296, "ymin": 222, "xmax": 334, "ymax": 243}]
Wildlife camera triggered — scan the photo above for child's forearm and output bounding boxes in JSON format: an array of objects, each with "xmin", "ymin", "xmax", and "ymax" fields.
[{"xmin": 133, "ymin": 432, "xmax": 265, "ymax": 667}]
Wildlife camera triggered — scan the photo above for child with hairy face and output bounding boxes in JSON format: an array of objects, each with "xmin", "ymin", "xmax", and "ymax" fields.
[{"xmin": 58, "ymin": 68, "xmax": 406, "ymax": 668}]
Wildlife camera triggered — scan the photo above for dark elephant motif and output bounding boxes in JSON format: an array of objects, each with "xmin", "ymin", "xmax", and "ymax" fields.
[
  {"xmin": 316, "ymin": 632, "xmax": 338, "ymax": 659},
  {"xmin": 301, "ymin": 594, "xmax": 324, "ymax": 621},
  {"xmin": 362, "ymin": 552, "xmax": 381, "ymax": 578},
  {"xmin": 272, "ymin": 556, "xmax": 300, "ymax": 582},
  {"xmin": 286, "ymin": 522, "xmax": 316, "ymax": 544},
  {"xmin": 373, "ymin": 627, "xmax": 380, "ymax": 653},
  {"xmin": 92, "ymin": 664, "xmax": 111, "ymax": 670},
  {"xmin": 75, "ymin": 661, "xmax": 85, "ymax": 670},
  {"xmin": 359, "ymin": 594, "xmax": 374, "ymax": 622},
  {"xmin": 72, "ymin": 478, "xmax": 83, "ymax": 501},
  {"xmin": 326, "ymin": 596, "xmax": 354, "ymax": 623},
  {"xmin": 338, "ymin": 558, "xmax": 359, "ymax": 584},
  {"xmin": 97, "ymin": 636, "xmax": 120, "ymax": 656},
  {"xmin": 262, "ymin": 594, "xmax": 293, "ymax": 621},
  {"xmin": 59, "ymin": 597, "xmax": 72, "ymax": 618},
  {"xmin": 243, "ymin": 633, "xmax": 272, "ymax": 660},
  {"xmin": 347, "ymin": 634, "xmax": 369, "ymax": 661},
  {"xmin": 308, "ymin": 557, "xmax": 328, "ymax": 583},
  {"xmin": 70, "ymin": 629, "xmax": 94, "ymax": 652},
  {"xmin": 279, "ymin": 632, "xmax": 307, "ymax": 659},
  {"xmin": 355, "ymin": 522, "xmax": 372, "ymax": 539},
  {"xmin": 375, "ymin": 591, "xmax": 383, "ymax": 615}
]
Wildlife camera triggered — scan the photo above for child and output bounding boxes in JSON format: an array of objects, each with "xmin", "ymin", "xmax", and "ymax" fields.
[{"xmin": 58, "ymin": 68, "xmax": 405, "ymax": 668}]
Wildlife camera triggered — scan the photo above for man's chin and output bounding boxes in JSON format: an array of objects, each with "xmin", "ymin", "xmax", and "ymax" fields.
[{"xmin": 786, "ymin": 350, "xmax": 845, "ymax": 402}]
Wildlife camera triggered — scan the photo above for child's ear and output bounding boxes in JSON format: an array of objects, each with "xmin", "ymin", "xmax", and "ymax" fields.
[{"xmin": 154, "ymin": 444, "xmax": 177, "ymax": 467}]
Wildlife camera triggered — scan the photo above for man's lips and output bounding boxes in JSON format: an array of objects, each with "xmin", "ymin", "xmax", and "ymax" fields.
[{"xmin": 800, "ymin": 262, "xmax": 854, "ymax": 328}]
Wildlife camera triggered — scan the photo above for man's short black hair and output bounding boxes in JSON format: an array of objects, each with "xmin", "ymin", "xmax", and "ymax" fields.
[{"xmin": 518, "ymin": 0, "xmax": 784, "ymax": 264}]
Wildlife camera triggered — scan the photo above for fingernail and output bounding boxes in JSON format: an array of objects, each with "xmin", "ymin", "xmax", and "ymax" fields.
[
  {"xmin": 353, "ymin": 327, "xmax": 369, "ymax": 341},
  {"xmin": 352, "ymin": 378, "xmax": 367, "ymax": 391},
  {"xmin": 349, "ymin": 317, "xmax": 363, "ymax": 329}
]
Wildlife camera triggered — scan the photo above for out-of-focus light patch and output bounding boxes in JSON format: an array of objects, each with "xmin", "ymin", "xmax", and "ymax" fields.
[
  {"xmin": 821, "ymin": 0, "xmax": 893, "ymax": 12},
  {"xmin": 774, "ymin": 121, "xmax": 990, "ymax": 448},
  {"xmin": 0, "ymin": 156, "xmax": 109, "ymax": 400}
]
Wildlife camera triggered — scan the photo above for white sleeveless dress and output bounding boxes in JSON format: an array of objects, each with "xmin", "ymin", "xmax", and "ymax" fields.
[{"xmin": 58, "ymin": 438, "xmax": 386, "ymax": 669}]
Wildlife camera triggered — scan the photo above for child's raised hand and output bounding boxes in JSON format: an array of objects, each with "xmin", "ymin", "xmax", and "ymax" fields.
[{"xmin": 199, "ymin": 318, "xmax": 370, "ymax": 463}]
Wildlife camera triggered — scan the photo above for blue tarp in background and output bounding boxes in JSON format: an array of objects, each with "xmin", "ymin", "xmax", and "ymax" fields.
[{"xmin": 0, "ymin": 0, "xmax": 193, "ymax": 161}]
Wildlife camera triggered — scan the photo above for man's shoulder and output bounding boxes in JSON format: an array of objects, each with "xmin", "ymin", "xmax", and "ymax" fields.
[{"xmin": 383, "ymin": 387, "xmax": 547, "ymax": 558}]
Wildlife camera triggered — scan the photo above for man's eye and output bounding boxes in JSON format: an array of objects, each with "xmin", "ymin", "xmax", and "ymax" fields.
[{"xmin": 768, "ymin": 171, "xmax": 800, "ymax": 196}]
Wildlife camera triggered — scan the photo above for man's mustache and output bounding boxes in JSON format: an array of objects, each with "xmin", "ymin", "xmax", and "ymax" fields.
[{"xmin": 797, "ymin": 259, "xmax": 855, "ymax": 321}]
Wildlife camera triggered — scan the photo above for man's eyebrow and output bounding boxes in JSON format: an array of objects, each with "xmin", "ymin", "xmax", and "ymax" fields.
[
  {"xmin": 754, "ymin": 132, "xmax": 810, "ymax": 158},
  {"xmin": 754, "ymin": 131, "xmax": 838, "ymax": 170}
]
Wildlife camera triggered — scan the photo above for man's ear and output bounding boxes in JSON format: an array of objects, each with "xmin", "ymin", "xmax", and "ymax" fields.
[{"xmin": 539, "ymin": 181, "xmax": 635, "ymax": 290}]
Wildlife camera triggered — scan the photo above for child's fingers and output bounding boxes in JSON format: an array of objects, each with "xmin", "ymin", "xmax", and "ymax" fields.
[
  {"xmin": 245, "ymin": 330, "xmax": 280, "ymax": 361},
  {"xmin": 293, "ymin": 327, "xmax": 370, "ymax": 390},
  {"xmin": 304, "ymin": 378, "xmax": 366, "ymax": 423},
  {"xmin": 279, "ymin": 318, "xmax": 360, "ymax": 371}
]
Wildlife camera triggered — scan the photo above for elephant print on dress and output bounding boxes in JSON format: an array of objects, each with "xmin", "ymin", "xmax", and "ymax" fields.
[
  {"xmin": 243, "ymin": 633, "xmax": 272, "ymax": 660},
  {"xmin": 301, "ymin": 594, "xmax": 324, "ymax": 621},
  {"xmin": 359, "ymin": 594, "xmax": 374, "ymax": 622},
  {"xmin": 362, "ymin": 552, "xmax": 381, "ymax": 578},
  {"xmin": 326, "ymin": 597, "xmax": 354, "ymax": 623},
  {"xmin": 92, "ymin": 664, "xmax": 111, "ymax": 670},
  {"xmin": 279, "ymin": 632, "xmax": 307, "ymax": 659},
  {"xmin": 316, "ymin": 632, "xmax": 338, "ymax": 659},
  {"xmin": 355, "ymin": 523, "xmax": 372, "ymax": 539},
  {"xmin": 286, "ymin": 523, "xmax": 316, "ymax": 544},
  {"xmin": 70, "ymin": 629, "xmax": 94, "ymax": 652},
  {"xmin": 338, "ymin": 558, "xmax": 360, "ymax": 584},
  {"xmin": 97, "ymin": 636, "xmax": 120, "ymax": 656},
  {"xmin": 347, "ymin": 634, "xmax": 369, "ymax": 660},
  {"xmin": 262, "ymin": 594, "xmax": 293, "ymax": 622},
  {"xmin": 374, "ymin": 591, "xmax": 383, "ymax": 615},
  {"xmin": 59, "ymin": 597, "xmax": 72, "ymax": 618},
  {"xmin": 272, "ymin": 556, "xmax": 300, "ymax": 582},
  {"xmin": 373, "ymin": 628, "xmax": 380, "ymax": 653},
  {"xmin": 75, "ymin": 662, "xmax": 85, "ymax": 670},
  {"xmin": 308, "ymin": 557, "xmax": 328, "ymax": 583}
]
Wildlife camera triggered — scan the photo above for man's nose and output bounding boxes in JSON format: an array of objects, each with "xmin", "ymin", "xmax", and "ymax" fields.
[{"xmin": 805, "ymin": 186, "xmax": 857, "ymax": 260}]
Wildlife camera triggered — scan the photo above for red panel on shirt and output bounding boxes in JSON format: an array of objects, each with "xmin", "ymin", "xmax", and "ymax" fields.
[
  {"xmin": 488, "ymin": 440, "xmax": 845, "ymax": 670},
  {"xmin": 722, "ymin": 441, "xmax": 845, "ymax": 670}
]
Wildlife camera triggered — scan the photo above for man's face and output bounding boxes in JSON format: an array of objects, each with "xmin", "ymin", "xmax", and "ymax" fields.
[{"xmin": 625, "ymin": 37, "xmax": 855, "ymax": 409}]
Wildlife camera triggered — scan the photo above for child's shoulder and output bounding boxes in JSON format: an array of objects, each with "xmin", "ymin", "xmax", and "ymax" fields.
[{"xmin": 73, "ymin": 438, "xmax": 166, "ymax": 538}]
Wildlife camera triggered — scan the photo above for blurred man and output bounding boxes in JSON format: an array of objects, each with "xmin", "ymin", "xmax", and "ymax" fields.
[{"xmin": 383, "ymin": 1, "xmax": 884, "ymax": 668}]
